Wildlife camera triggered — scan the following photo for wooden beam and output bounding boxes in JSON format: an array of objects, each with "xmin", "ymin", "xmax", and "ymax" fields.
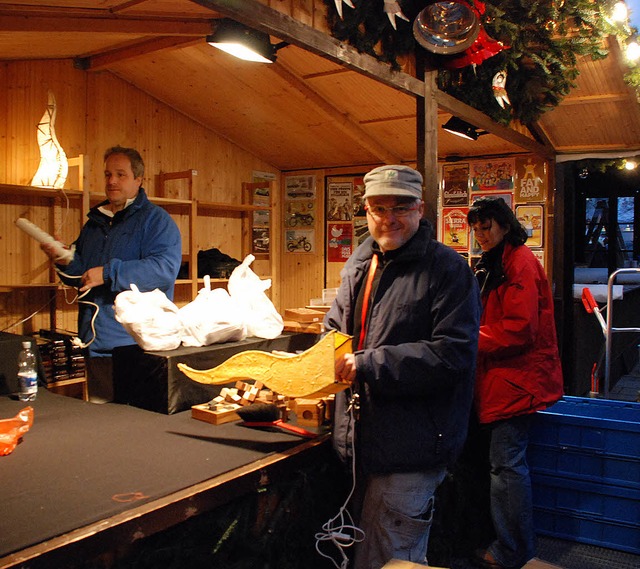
[
  {"xmin": 436, "ymin": 90, "xmax": 555, "ymax": 159},
  {"xmin": 553, "ymin": 143, "xmax": 640, "ymax": 153},
  {"xmin": 271, "ymin": 62, "xmax": 402, "ymax": 164},
  {"xmin": 560, "ymin": 93, "xmax": 633, "ymax": 105},
  {"xmin": 79, "ymin": 37, "xmax": 203, "ymax": 71},
  {"xmin": 0, "ymin": 14, "xmax": 212, "ymax": 35},
  {"xmin": 416, "ymin": 54, "xmax": 438, "ymax": 227}
]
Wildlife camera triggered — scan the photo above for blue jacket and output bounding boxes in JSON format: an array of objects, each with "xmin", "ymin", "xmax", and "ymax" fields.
[
  {"xmin": 325, "ymin": 220, "xmax": 481, "ymax": 474},
  {"xmin": 58, "ymin": 189, "xmax": 182, "ymax": 356}
]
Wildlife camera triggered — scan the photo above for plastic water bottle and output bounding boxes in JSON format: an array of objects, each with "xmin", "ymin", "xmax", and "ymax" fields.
[{"xmin": 17, "ymin": 341, "xmax": 38, "ymax": 402}]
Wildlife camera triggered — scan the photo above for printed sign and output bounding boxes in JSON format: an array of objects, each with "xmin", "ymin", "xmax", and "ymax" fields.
[
  {"xmin": 442, "ymin": 207, "xmax": 469, "ymax": 250},
  {"xmin": 327, "ymin": 223, "xmax": 353, "ymax": 262},
  {"xmin": 515, "ymin": 157, "xmax": 547, "ymax": 202},
  {"xmin": 442, "ymin": 164, "xmax": 470, "ymax": 206}
]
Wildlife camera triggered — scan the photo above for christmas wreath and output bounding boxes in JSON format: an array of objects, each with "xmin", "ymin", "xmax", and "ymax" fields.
[{"xmin": 323, "ymin": 0, "xmax": 628, "ymax": 125}]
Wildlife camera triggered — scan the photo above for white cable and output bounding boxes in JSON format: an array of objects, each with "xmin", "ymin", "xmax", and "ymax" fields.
[
  {"xmin": 315, "ymin": 392, "xmax": 365, "ymax": 569},
  {"xmin": 8, "ymin": 196, "xmax": 96, "ymax": 345}
]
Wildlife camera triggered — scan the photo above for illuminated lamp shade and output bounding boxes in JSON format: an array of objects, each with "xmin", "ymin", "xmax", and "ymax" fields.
[
  {"xmin": 207, "ymin": 19, "xmax": 279, "ymax": 63},
  {"xmin": 30, "ymin": 91, "xmax": 68, "ymax": 189},
  {"xmin": 442, "ymin": 116, "xmax": 486, "ymax": 141},
  {"xmin": 413, "ymin": 1, "xmax": 479, "ymax": 55}
]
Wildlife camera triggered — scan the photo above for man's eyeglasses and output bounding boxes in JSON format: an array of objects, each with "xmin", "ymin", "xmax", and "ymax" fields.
[{"xmin": 365, "ymin": 204, "xmax": 419, "ymax": 219}]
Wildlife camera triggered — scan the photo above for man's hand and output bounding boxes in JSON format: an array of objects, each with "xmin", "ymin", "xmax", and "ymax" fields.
[
  {"xmin": 40, "ymin": 242, "xmax": 72, "ymax": 266},
  {"xmin": 335, "ymin": 352, "xmax": 357, "ymax": 383},
  {"xmin": 80, "ymin": 267, "xmax": 105, "ymax": 292}
]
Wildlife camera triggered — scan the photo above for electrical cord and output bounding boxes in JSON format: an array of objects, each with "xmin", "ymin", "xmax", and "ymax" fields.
[
  {"xmin": 314, "ymin": 390, "xmax": 365, "ymax": 569},
  {"xmin": 7, "ymin": 194, "xmax": 97, "ymax": 346},
  {"xmin": 55, "ymin": 267, "xmax": 99, "ymax": 349},
  {"xmin": 0, "ymin": 295, "xmax": 57, "ymax": 333}
]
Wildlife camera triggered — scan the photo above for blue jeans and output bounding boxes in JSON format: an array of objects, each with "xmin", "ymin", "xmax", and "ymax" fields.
[
  {"xmin": 354, "ymin": 467, "xmax": 447, "ymax": 569},
  {"xmin": 487, "ymin": 414, "xmax": 536, "ymax": 568}
]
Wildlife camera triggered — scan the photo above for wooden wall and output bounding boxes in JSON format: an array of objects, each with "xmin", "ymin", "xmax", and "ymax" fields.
[{"xmin": 0, "ymin": 59, "xmax": 334, "ymax": 336}]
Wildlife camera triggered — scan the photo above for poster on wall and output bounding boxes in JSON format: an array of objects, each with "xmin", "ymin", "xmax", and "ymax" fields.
[
  {"xmin": 354, "ymin": 218, "xmax": 370, "ymax": 247},
  {"xmin": 252, "ymin": 171, "xmax": 277, "ymax": 183},
  {"xmin": 327, "ymin": 181, "xmax": 353, "ymax": 221},
  {"xmin": 327, "ymin": 223, "xmax": 353, "ymax": 262},
  {"xmin": 515, "ymin": 204, "xmax": 544, "ymax": 247},
  {"xmin": 532, "ymin": 249, "xmax": 545, "ymax": 268},
  {"xmin": 515, "ymin": 157, "xmax": 548, "ymax": 203},
  {"xmin": 252, "ymin": 228, "xmax": 270, "ymax": 254},
  {"xmin": 285, "ymin": 229, "xmax": 314, "ymax": 253},
  {"xmin": 441, "ymin": 207, "xmax": 469, "ymax": 250},
  {"xmin": 442, "ymin": 164, "xmax": 470, "ymax": 206},
  {"xmin": 285, "ymin": 200, "xmax": 315, "ymax": 228},
  {"xmin": 285, "ymin": 175, "xmax": 316, "ymax": 200},
  {"xmin": 248, "ymin": 183, "xmax": 271, "ymax": 258},
  {"xmin": 471, "ymin": 159, "xmax": 515, "ymax": 192},
  {"xmin": 471, "ymin": 192, "xmax": 514, "ymax": 209}
]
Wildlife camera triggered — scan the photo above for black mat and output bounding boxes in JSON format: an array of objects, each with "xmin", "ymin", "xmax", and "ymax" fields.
[{"xmin": 0, "ymin": 390, "xmax": 312, "ymax": 558}]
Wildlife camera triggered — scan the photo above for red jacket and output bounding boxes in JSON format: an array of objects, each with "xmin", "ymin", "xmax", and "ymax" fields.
[{"xmin": 475, "ymin": 242, "xmax": 564, "ymax": 424}]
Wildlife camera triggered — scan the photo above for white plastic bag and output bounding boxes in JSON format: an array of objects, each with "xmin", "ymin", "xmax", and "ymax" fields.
[
  {"xmin": 179, "ymin": 275, "xmax": 246, "ymax": 347},
  {"xmin": 227, "ymin": 254, "xmax": 284, "ymax": 339},
  {"xmin": 114, "ymin": 284, "xmax": 183, "ymax": 351}
]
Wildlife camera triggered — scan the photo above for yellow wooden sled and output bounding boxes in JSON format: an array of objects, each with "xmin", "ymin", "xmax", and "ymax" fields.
[{"xmin": 177, "ymin": 330, "xmax": 352, "ymax": 398}]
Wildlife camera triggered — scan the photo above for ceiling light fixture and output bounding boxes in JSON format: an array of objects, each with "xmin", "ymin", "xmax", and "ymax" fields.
[
  {"xmin": 442, "ymin": 116, "xmax": 487, "ymax": 141},
  {"xmin": 206, "ymin": 19, "xmax": 286, "ymax": 63}
]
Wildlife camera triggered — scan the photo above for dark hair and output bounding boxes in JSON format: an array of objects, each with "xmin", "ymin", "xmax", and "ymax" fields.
[
  {"xmin": 104, "ymin": 146, "xmax": 144, "ymax": 179},
  {"xmin": 467, "ymin": 197, "xmax": 528, "ymax": 246}
]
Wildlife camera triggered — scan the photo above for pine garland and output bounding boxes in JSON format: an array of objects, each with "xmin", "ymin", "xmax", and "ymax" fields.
[{"xmin": 323, "ymin": 0, "xmax": 627, "ymax": 124}]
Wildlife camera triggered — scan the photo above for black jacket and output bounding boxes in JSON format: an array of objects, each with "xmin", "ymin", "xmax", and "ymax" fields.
[{"xmin": 325, "ymin": 220, "xmax": 481, "ymax": 473}]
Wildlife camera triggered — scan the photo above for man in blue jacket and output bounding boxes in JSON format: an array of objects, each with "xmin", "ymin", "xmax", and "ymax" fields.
[
  {"xmin": 42, "ymin": 146, "xmax": 182, "ymax": 402},
  {"xmin": 325, "ymin": 164, "xmax": 481, "ymax": 569}
]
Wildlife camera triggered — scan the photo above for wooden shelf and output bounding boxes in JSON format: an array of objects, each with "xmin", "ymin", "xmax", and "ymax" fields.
[
  {"xmin": 0, "ymin": 283, "xmax": 59, "ymax": 292},
  {"xmin": 0, "ymin": 183, "xmax": 84, "ymax": 199},
  {"xmin": 150, "ymin": 196, "xmax": 192, "ymax": 206},
  {"xmin": 47, "ymin": 376, "xmax": 88, "ymax": 401},
  {"xmin": 197, "ymin": 200, "xmax": 269, "ymax": 212}
]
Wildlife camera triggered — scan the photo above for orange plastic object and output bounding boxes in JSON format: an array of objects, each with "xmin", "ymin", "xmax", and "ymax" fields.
[
  {"xmin": 581, "ymin": 287, "xmax": 597, "ymax": 313},
  {"xmin": 0, "ymin": 406, "xmax": 34, "ymax": 456}
]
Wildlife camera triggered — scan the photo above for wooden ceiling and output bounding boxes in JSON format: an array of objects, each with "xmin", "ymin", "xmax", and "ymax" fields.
[{"xmin": 1, "ymin": 0, "xmax": 640, "ymax": 171}]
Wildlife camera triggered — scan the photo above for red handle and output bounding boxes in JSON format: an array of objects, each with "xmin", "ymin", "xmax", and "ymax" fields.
[
  {"xmin": 581, "ymin": 287, "xmax": 597, "ymax": 313},
  {"xmin": 274, "ymin": 420, "xmax": 318, "ymax": 438}
]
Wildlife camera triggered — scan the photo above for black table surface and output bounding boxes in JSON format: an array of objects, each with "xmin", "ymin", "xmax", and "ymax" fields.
[{"xmin": 0, "ymin": 389, "xmax": 328, "ymax": 565}]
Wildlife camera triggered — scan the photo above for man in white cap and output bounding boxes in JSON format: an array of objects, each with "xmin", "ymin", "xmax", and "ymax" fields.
[{"xmin": 325, "ymin": 164, "xmax": 481, "ymax": 568}]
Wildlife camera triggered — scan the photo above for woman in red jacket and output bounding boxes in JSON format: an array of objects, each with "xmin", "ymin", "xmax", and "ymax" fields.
[{"xmin": 466, "ymin": 197, "xmax": 564, "ymax": 569}]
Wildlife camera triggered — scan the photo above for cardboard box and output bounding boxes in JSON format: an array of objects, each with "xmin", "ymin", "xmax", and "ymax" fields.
[{"xmin": 284, "ymin": 307, "xmax": 325, "ymax": 323}]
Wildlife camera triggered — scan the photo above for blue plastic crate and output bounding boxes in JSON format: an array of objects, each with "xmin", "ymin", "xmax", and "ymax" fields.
[
  {"xmin": 532, "ymin": 473, "xmax": 640, "ymax": 554},
  {"xmin": 528, "ymin": 396, "xmax": 640, "ymax": 489}
]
